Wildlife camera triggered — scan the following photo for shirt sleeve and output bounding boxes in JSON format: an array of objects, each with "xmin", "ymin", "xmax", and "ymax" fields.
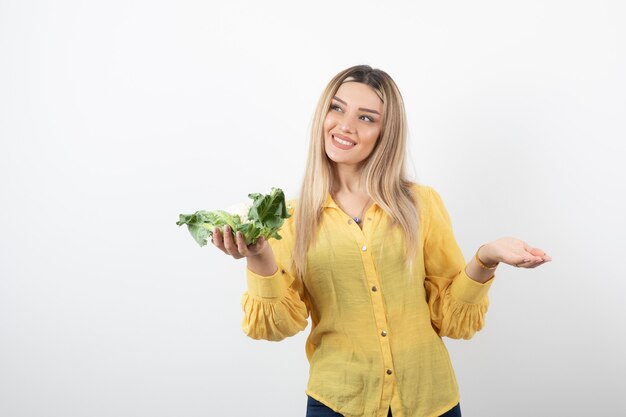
[
  {"xmin": 240, "ymin": 215, "xmax": 309, "ymax": 341},
  {"xmin": 422, "ymin": 187, "xmax": 494, "ymax": 340}
]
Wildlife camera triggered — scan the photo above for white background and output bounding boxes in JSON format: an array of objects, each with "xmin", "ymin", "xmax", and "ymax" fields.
[{"xmin": 1, "ymin": 1, "xmax": 625, "ymax": 416}]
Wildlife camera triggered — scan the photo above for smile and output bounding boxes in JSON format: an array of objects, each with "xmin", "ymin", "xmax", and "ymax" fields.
[{"xmin": 332, "ymin": 134, "xmax": 357, "ymax": 150}]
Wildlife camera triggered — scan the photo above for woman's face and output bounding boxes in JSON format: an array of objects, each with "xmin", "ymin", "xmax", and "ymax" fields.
[{"xmin": 323, "ymin": 81, "xmax": 384, "ymax": 168}]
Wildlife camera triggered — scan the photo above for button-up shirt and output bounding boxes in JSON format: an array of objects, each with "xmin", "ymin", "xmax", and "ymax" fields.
[{"xmin": 242, "ymin": 185, "xmax": 493, "ymax": 417}]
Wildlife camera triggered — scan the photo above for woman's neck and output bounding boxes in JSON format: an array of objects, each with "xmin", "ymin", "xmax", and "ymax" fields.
[{"xmin": 332, "ymin": 163, "xmax": 365, "ymax": 194}]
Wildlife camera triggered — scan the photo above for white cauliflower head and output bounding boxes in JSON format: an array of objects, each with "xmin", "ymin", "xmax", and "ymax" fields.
[{"xmin": 223, "ymin": 201, "xmax": 252, "ymax": 223}]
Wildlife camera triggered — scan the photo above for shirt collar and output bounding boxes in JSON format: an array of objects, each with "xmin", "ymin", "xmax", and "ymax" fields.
[
  {"xmin": 323, "ymin": 193, "xmax": 338, "ymax": 209},
  {"xmin": 323, "ymin": 193, "xmax": 379, "ymax": 211}
]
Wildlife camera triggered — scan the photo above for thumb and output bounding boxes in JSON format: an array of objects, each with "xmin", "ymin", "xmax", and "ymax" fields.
[{"xmin": 250, "ymin": 236, "xmax": 265, "ymax": 251}]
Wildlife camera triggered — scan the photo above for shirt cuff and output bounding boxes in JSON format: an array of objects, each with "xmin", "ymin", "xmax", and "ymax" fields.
[
  {"xmin": 246, "ymin": 267, "xmax": 293, "ymax": 300},
  {"xmin": 450, "ymin": 270, "xmax": 494, "ymax": 304}
]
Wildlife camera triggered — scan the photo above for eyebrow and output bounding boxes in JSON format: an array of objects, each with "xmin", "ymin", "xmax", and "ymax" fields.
[{"xmin": 333, "ymin": 96, "xmax": 381, "ymax": 115}]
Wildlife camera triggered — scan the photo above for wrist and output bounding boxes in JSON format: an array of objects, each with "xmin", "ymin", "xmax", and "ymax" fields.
[
  {"xmin": 246, "ymin": 245, "xmax": 277, "ymax": 277},
  {"xmin": 476, "ymin": 244, "xmax": 499, "ymax": 269},
  {"xmin": 248, "ymin": 243, "xmax": 272, "ymax": 261}
]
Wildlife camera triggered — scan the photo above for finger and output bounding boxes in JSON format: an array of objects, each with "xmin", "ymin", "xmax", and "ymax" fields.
[
  {"xmin": 528, "ymin": 247, "xmax": 547, "ymax": 257},
  {"xmin": 212, "ymin": 227, "xmax": 225, "ymax": 251},
  {"xmin": 222, "ymin": 225, "xmax": 241, "ymax": 258},
  {"xmin": 236, "ymin": 231, "xmax": 249, "ymax": 256},
  {"xmin": 508, "ymin": 252, "xmax": 541, "ymax": 267},
  {"xmin": 248, "ymin": 236, "xmax": 265, "ymax": 255},
  {"xmin": 525, "ymin": 256, "xmax": 544, "ymax": 266},
  {"xmin": 527, "ymin": 257, "xmax": 544, "ymax": 267},
  {"xmin": 522, "ymin": 259, "xmax": 546, "ymax": 269},
  {"xmin": 528, "ymin": 247, "xmax": 552, "ymax": 262},
  {"xmin": 530, "ymin": 260, "xmax": 546, "ymax": 268},
  {"xmin": 517, "ymin": 255, "xmax": 546, "ymax": 268}
]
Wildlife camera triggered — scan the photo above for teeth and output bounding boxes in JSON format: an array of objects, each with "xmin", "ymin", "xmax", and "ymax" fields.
[{"xmin": 334, "ymin": 135, "xmax": 355, "ymax": 146}]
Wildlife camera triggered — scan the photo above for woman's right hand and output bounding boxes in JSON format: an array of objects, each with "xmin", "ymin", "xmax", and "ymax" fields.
[
  {"xmin": 211, "ymin": 225, "xmax": 267, "ymax": 260},
  {"xmin": 212, "ymin": 225, "xmax": 278, "ymax": 276}
]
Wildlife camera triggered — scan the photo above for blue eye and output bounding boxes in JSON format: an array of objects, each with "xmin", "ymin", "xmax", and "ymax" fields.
[{"xmin": 330, "ymin": 103, "xmax": 375, "ymax": 123}]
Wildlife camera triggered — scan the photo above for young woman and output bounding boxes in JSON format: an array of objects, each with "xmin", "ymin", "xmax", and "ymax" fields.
[{"xmin": 211, "ymin": 65, "xmax": 551, "ymax": 417}]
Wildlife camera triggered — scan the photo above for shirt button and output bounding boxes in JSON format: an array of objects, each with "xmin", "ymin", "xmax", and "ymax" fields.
[
  {"xmin": 362, "ymin": 245, "xmax": 367, "ymax": 251},
  {"xmin": 371, "ymin": 286, "xmax": 378, "ymax": 292},
  {"xmin": 381, "ymin": 330, "xmax": 387, "ymax": 337},
  {"xmin": 348, "ymin": 219, "xmax": 353, "ymax": 224},
  {"xmin": 386, "ymin": 369, "xmax": 393, "ymax": 375}
]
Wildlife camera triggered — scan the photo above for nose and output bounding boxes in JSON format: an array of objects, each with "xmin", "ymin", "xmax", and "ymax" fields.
[{"xmin": 338, "ymin": 116, "xmax": 355, "ymax": 133}]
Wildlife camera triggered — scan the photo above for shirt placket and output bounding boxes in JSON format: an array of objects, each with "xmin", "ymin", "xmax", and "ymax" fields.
[{"xmin": 347, "ymin": 210, "xmax": 397, "ymax": 417}]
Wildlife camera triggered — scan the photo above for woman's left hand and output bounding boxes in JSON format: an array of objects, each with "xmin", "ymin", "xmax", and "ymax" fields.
[{"xmin": 479, "ymin": 237, "xmax": 552, "ymax": 269}]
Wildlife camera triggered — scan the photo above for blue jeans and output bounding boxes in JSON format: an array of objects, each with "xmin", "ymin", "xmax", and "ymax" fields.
[{"xmin": 306, "ymin": 396, "xmax": 462, "ymax": 417}]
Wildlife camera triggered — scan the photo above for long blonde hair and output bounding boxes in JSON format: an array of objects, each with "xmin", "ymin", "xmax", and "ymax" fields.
[{"xmin": 294, "ymin": 65, "xmax": 418, "ymax": 279}]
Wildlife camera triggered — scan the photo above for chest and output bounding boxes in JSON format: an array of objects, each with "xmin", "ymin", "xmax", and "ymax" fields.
[{"xmin": 303, "ymin": 211, "xmax": 407, "ymax": 292}]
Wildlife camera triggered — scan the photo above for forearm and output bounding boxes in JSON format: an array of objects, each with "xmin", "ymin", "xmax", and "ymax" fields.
[{"xmin": 465, "ymin": 256, "xmax": 496, "ymax": 283}]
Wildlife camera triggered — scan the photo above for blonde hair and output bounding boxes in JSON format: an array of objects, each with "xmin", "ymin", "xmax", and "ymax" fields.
[{"xmin": 294, "ymin": 65, "xmax": 419, "ymax": 279}]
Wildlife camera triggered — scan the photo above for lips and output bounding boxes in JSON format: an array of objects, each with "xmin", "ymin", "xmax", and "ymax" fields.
[{"xmin": 331, "ymin": 134, "xmax": 357, "ymax": 150}]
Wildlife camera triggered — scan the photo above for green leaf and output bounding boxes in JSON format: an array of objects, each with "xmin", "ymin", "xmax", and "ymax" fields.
[{"xmin": 177, "ymin": 187, "xmax": 291, "ymax": 247}]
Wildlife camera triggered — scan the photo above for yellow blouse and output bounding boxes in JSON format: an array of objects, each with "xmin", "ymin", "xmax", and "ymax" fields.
[{"xmin": 241, "ymin": 185, "xmax": 493, "ymax": 417}]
